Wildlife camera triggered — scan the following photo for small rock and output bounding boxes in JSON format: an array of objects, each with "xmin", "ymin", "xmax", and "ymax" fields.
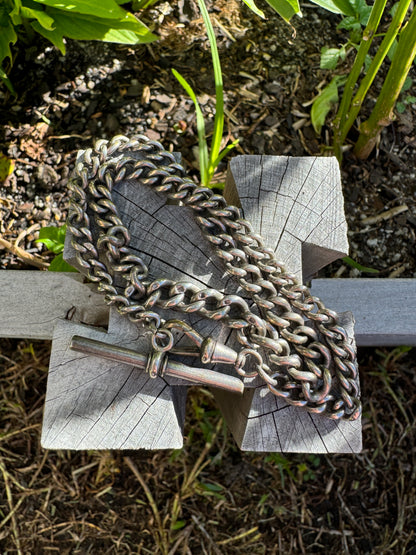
[
  {"xmin": 105, "ymin": 114, "xmax": 119, "ymax": 133},
  {"xmin": 150, "ymin": 100, "xmax": 162, "ymax": 112},
  {"xmin": 35, "ymin": 164, "xmax": 59, "ymax": 190},
  {"xmin": 146, "ymin": 129, "xmax": 161, "ymax": 142},
  {"xmin": 367, "ymin": 238, "xmax": 378, "ymax": 248},
  {"xmin": 156, "ymin": 94, "xmax": 173, "ymax": 105}
]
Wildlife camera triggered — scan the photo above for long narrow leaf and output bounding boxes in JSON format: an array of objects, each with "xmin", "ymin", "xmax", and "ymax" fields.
[
  {"xmin": 211, "ymin": 139, "xmax": 239, "ymax": 170},
  {"xmin": 265, "ymin": 0, "xmax": 301, "ymax": 22},
  {"xmin": 172, "ymin": 69, "xmax": 209, "ymax": 184},
  {"xmin": 197, "ymin": 0, "xmax": 223, "ymax": 173},
  {"xmin": 240, "ymin": 0, "xmax": 265, "ymax": 18}
]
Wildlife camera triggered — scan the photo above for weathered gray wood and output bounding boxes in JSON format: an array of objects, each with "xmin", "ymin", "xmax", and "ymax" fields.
[
  {"xmin": 214, "ymin": 313, "xmax": 361, "ymax": 453},
  {"xmin": 310, "ymin": 278, "xmax": 416, "ymax": 346},
  {"xmin": 2, "ymin": 150, "xmax": 363, "ymax": 452},
  {"xmin": 224, "ymin": 155, "xmax": 349, "ymax": 281},
  {"xmin": 0, "ymin": 271, "xmax": 108, "ymax": 340},
  {"xmin": 59, "ymin": 148, "xmax": 239, "ymax": 450},
  {"xmin": 214, "ymin": 155, "xmax": 362, "ymax": 453},
  {"xmin": 41, "ymin": 311, "xmax": 187, "ymax": 450}
]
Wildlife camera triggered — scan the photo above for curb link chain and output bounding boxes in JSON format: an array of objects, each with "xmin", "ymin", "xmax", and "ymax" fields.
[{"xmin": 67, "ymin": 135, "xmax": 361, "ymax": 421}]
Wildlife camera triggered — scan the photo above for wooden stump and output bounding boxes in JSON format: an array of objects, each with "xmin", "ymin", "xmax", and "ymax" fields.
[
  {"xmin": 215, "ymin": 156, "xmax": 361, "ymax": 452},
  {"xmin": 41, "ymin": 312, "xmax": 187, "ymax": 450}
]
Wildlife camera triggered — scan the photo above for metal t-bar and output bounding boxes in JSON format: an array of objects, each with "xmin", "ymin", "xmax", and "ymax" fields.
[{"xmin": 70, "ymin": 335, "xmax": 244, "ymax": 395}]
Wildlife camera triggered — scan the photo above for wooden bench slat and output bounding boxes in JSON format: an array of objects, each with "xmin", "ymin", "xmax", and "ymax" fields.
[
  {"xmin": 0, "ymin": 271, "xmax": 108, "ymax": 340},
  {"xmin": 310, "ymin": 278, "xmax": 416, "ymax": 346}
]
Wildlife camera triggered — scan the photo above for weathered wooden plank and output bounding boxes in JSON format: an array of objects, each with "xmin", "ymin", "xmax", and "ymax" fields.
[
  {"xmin": 310, "ymin": 278, "xmax": 416, "ymax": 346},
  {"xmin": 0, "ymin": 271, "xmax": 108, "ymax": 340},
  {"xmin": 215, "ymin": 155, "xmax": 362, "ymax": 453}
]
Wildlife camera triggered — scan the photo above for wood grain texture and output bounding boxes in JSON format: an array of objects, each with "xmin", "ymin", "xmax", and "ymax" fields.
[
  {"xmin": 0, "ymin": 271, "xmax": 108, "ymax": 339},
  {"xmin": 310, "ymin": 278, "xmax": 416, "ymax": 346},
  {"xmin": 41, "ymin": 312, "xmax": 187, "ymax": 450},
  {"xmin": 224, "ymin": 155, "xmax": 349, "ymax": 281},
  {"xmin": 214, "ymin": 313, "xmax": 362, "ymax": 453},
  {"xmin": 215, "ymin": 155, "xmax": 362, "ymax": 453},
  {"xmin": 57, "ymin": 152, "xmax": 361, "ymax": 452}
]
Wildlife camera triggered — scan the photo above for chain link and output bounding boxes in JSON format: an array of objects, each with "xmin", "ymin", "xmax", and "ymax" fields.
[{"xmin": 67, "ymin": 135, "xmax": 361, "ymax": 421}]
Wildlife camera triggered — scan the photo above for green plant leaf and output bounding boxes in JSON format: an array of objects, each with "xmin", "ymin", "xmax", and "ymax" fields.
[
  {"xmin": 0, "ymin": 153, "xmax": 15, "ymax": 181},
  {"xmin": 0, "ymin": 66, "xmax": 15, "ymax": 93},
  {"xmin": 31, "ymin": 19, "xmax": 66, "ymax": 53},
  {"xmin": 265, "ymin": 0, "xmax": 301, "ymax": 22},
  {"xmin": 9, "ymin": 0, "xmax": 22, "ymax": 25},
  {"xmin": 342, "ymin": 256, "xmax": 379, "ymax": 273},
  {"xmin": 311, "ymin": 76, "xmax": 345, "ymax": 134},
  {"xmin": 131, "ymin": 0, "xmax": 159, "ymax": 7},
  {"xmin": 240, "ymin": 0, "xmax": 265, "ymax": 18},
  {"xmin": 310, "ymin": 0, "xmax": 356, "ymax": 15},
  {"xmin": 48, "ymin": 253, "xmax": 78, "ymax": 272},
  {"xmin": 170, "ymin": 520, "xmax": 186, "ymax": 531},
  {"xmin": 320, "ymin": 46, "xmax": 346, "ymax": 69},
  {"xmin": 354, "ymin": 0, "xmax": 371, "ymax": 24},
  {"xmin": 363, "ymin": 53, "xmax": 372, "ymax": 72},
  {"xmin": 337, "ymin": 16, "xmax": 360, "ymax": 32},
  {"xmin": 401, "ymin": 76, "xmax": 412, "ymax": 92},
  {"xmin": 172, "ymin": 68, "xmax": 209, "ymax": 185},
  {"xmin": 198, "ymin": 481, "xmax": 224, "ymax": 492},
  {"xmin": 197, "ymin": 0, "xmax": 224, "ymax": 182},
  {"xmin": 36, "ymin": 224, "xmax": 67, "ymax": 254},
  {"xmin": 31, "ymin": 9, "xmax": 156, "ymax": 47},
  {"xmin": 211, "ymin": 139, "xmax": 239, "ymax": 171},
  {"xmin": 396, "ymin": 101, "xmax": 405, "ymax": 113},
  {"xmin": 32, "ymin": 0, "xmax": 129, "ymax": 19},
  {"xmin": 0, "ymin": 6, "xmax": 18, "ymax": 65},
  {"xmin": 21, "ymin": 6, "xmax": 55, "ymax": 29}
]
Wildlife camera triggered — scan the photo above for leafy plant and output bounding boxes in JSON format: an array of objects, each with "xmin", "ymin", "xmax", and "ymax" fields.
[
  {"xmin": 241, "ymin": 0, "xmax": 367, "ymax": 25},
  {"xmin": 0, "ymin": 0, "xmax": 157, "ymax": 92},
  {"xmin": 310, "ymin": 0, "xmax": 416, "ymax": 159},
  {"xmin": 172, "ymin": 0, "xmax": 238, "ymax": 188},
  {"xmin": 35, "ymin": 224, "xmax": 77, "ymax": 272}
]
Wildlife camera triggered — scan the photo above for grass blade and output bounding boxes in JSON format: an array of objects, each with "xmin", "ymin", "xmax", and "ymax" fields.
[
  {"xmin": 211, "ymin": 138, "xmax": 239, "ymax": 169},
  {"xmin": 197, "ymin": 0, "xmax": 223, "ymax": 177},
  {"xmin": 172, "ymin": 68, "xmax": 209, "ymax": 184}
]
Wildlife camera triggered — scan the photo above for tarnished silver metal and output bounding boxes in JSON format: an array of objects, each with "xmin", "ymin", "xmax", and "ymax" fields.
[
  {"xmin": 70, "ymin": 335, "xmax": 245, "ymax": 394},
  {"xmin": 67, "ymin": 135, "xmax": 362, "ymax": 421}
]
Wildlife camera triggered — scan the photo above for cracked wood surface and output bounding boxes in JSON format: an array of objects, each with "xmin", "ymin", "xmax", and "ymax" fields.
[
  {"xmin": 216, "ymin": 155, "xmax": 362, "ymax": 452},
  {"xmin": 41, "ymin": 312, "xmax": 187, "ymax": 450}
]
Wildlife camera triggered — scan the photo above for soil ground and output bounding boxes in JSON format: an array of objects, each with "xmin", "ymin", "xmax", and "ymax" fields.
[{"xmin": 0, "ymin": 2, "xmax": 415, "ymax": 553}]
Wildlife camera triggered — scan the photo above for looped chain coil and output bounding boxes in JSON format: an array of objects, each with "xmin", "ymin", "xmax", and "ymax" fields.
[{"xmin": 67, "ymin": 135, "xmax": 361, "ymax": 421}]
